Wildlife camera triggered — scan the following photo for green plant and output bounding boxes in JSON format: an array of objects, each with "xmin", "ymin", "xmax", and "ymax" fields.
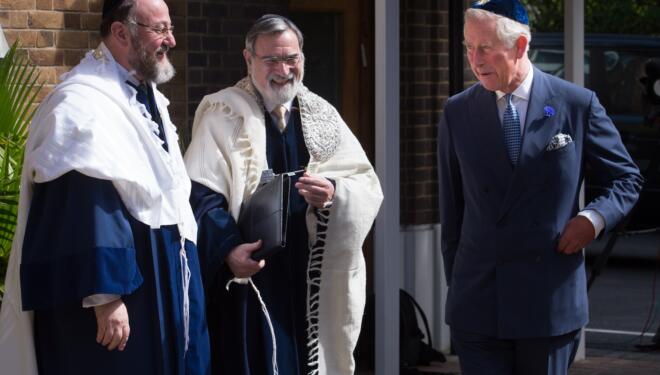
[
  {"xmin": 523, "ymin": 0, "xmax": 660, "ymax": 35},
  {"xmin": 0, "ymin": 41, "xmax": 41, "ymax": 300}
]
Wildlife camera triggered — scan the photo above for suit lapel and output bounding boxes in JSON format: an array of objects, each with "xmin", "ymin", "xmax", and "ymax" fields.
[
  {"xmin": 497, "ymin": 68, "xmax": 560, "ymax": 221},
  {"xmin": 519, "ymin": 68, "xmax": 558, "ymax": 166},
  {"xmin": 467, "ymin": 86, "xmax": 514, "ymax": 181}
]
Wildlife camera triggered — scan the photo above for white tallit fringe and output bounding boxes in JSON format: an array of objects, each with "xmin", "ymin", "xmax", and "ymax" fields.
[
  {"xmin": 179, "ymin": 236, "xmax": 191, "ymax": 353},
  {"xmin": 185, "ymin": 78, "xmax": 384, "ymax": 374},
  {"xmin": 225, "ymin": 277, "xmax": 279, "ymax": 375},
  {"xmin": 306, "ymin": 206, "xmax": 331, "ymax": 375}
]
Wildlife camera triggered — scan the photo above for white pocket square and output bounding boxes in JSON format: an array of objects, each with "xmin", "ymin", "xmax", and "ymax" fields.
[{"xmin": 546, "ymin": 133, "xmax": 573, "ymax": 151}]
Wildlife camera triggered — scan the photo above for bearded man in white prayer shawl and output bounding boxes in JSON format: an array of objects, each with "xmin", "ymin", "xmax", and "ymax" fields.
[
  {"xmin": 185, "ymin": 14, "xmax": 383, "ymax": 375},
  {"xmin": 0, "ymin": 0, "xmax": 211, "ymax": 373}
]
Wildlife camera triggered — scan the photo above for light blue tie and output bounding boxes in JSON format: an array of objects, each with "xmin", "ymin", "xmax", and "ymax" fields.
[{"xmin": 503, "ymin": 93, "xmax": 521, "ymax": 165}]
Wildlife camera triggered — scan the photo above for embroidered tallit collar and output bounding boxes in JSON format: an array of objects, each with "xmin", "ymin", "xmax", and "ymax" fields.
[{"xmin": 235, "ymin": 77, "xmax": 340, "ymax": 163}]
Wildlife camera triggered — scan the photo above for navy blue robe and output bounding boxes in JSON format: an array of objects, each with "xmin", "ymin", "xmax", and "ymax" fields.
[
  {"xmin": 191, "ymin": 101, "xmax": 311, "ymax": 375},
  {"xmin": 20, "ymin": 171, "xmax": 210, "ymax": 375}
]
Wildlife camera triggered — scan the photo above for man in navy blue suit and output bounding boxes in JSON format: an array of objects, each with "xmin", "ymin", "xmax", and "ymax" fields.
[{"xmin": 438, "ymin": 1, "xmax": 643, "ymax": 374}]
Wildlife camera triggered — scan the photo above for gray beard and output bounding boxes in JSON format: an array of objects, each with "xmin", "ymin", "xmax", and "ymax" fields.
[
  {"xmin": 252, "ymin": 76, "xmax": 301, "ymax": 106},
  {"xmin": 129, "ymin": 35, "xmax": 176, "ymax": 84},
  {"xmin": 249, "ymin": 63, "xmax": 305, "ymax": 106}
]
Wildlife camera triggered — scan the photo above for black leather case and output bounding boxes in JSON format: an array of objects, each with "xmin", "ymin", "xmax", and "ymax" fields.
[{"xmin": 238, "ymin": 173, "xmax": 290, "ymax": 260}]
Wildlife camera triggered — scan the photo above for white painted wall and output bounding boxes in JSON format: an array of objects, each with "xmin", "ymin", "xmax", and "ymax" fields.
[
  {"xmin": 402, "ymin": 225, "xmax": 451, "ymax": 353},
  {"xmin": 374, "ymin": 0, "xmax": 401, "ymax": 374}
]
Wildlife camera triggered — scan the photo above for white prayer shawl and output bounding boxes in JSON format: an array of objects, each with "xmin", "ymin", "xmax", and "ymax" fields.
[
  {"xmin": 184, "ymin": 78, "xmax": 384, "ymax": 375},
  {"xmin": 0, "ymin": 43, "xmax": 197, "ymax": 374}
]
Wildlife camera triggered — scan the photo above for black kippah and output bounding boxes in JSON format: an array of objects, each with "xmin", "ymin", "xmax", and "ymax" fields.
[{"xmin": 102, "ymin": 0, "xmax": 125, "ymax": 20}]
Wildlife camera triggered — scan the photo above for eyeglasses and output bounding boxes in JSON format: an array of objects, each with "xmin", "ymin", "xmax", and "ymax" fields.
[
  {"xmin": 130, "ymin": 21, "xmax": 174, "ymax": 37},
  {"xmin": 251, "ymin": 52, "xmax": 301, "ymax": 67}
]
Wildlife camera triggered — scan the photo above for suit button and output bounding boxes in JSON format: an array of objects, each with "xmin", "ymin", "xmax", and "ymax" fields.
[
  {"xmin": 536, "ymin": 255, "xmax": 542, "ymax": 262},
  {"xmin": 483, "ymin": 187, "xmax": 490, "ymax": 193}
]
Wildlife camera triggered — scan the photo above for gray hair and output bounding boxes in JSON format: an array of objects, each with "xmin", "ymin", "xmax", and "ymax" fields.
[
  {"xmin": 465, "ymin": 8, "xmax": 531, "ymax": 53},
  {"xmin": 245, "ymin": 14, "xmax": 304, "ymax": 53}
]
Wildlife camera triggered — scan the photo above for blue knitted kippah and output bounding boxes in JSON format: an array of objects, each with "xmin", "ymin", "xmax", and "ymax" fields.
[{"xmin": 471, "ymin": 0, "xmax": 529, "ymax": 25}]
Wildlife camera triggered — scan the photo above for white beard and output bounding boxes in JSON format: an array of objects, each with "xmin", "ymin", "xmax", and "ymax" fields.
[
  {"xmin": 250, "ymin": 68, "xmax": 304, "ymax": 106},
  {"xmin": 129, "ymin": 31, "xmax": 176, "ymax": 84},
  {"xmin": 153, "ymin": 58, "xmax": 176, "ymax": 84}
]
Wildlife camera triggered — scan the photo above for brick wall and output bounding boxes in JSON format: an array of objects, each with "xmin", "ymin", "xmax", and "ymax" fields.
[
  {"xmin": 185, "ymin": 0, "xmax": 287, "ymax": 144},
  {"xmin": 0, "ymin": 0, "xmax": 188, "ymax": 137},
  {"xmin": 1, "ymin": 0, "xmax": 104, "ymax": 103},
  {"xmin": 3, "ymin": 0, "xmax": 458, "ymax": 225},
  {"xmin": 400, "ymin": 0, "xmax": 450, "ymax": 225},
  {"xmin": 160, "ymin": 0, "xmax": 187, "ymax": 140}
]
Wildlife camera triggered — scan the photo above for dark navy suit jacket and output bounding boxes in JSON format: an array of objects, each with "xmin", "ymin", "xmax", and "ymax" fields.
[{"xmin": 438, "ymin": 67, "xmax": 643, "ymax": 339}]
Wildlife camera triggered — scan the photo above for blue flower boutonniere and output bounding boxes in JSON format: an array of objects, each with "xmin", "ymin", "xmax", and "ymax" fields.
[{"xmin": 544, "ymin": 105, "xmax": 555, "ymax": 118}]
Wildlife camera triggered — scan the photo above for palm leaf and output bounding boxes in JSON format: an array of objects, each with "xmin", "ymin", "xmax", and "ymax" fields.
[{"xmin": 0, "ymin": 41, "xmax": 41, "ymax": 299}]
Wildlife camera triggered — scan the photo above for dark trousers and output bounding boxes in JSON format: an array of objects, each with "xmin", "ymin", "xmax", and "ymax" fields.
[{"xmin": 451, "ymin": 328, "xmax": 581, "ymax": 375}]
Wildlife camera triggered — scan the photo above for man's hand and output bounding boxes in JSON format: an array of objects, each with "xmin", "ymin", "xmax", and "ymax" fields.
[
  {"xmin": 94, "ymin": 299, "xmax": 130, "ymax": 351},
  {"xmin": 557, "ymin": 215, "xmax": 596, "ymax": 254},
  {"xmin": 295, "ymin": 173, "xmax": 334, "ymax": 209},
  {"xmin": 225, "ymin": 240, "xmax": 265, "ymax": 278}
]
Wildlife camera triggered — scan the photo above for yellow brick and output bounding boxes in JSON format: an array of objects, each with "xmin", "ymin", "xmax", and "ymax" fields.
[
  {"xmin": 36, "ymin": 30, "xmax": 54, "ymax": 47},
  {"xmin": 88, "ymin": 32, "xmax": 100, "ymax": 47},
  {"xmin": 55, "ymin": 30, "xmax": 87, "ymax": 48},
  {"xmin": 53, "ymin": 0, "xmax": 87, "ymax": 12},
  {"xmin": 34, "ymin": 84, "xmax": 54, "ymax": 103},
  {"xmin": 4, "ymin": 30, "xmax": 37, "ymax": 48},
  {"xmin": 0, "ymin": 0, "xmax": 35, "ymax": 11},
  {"xmin": 12, "ymin": 11, "xmax": 29, "ymax": 28},
  {"xmin": 88, "ymin": 0, "xmax": 101, "ymax": 12},
  {"xmin": 81, "ymin": 13, "xmax": 100, "ymax": 31},
  {"xmin": 35, "ymin": 66, "xmax": 58, "ymax": 85},
  {"xmin": 0, "ymin": 11, "xmax": 7, "ymax": 26},
  {"xmin": 64, "ymin": 12, "xmax": 80, "ymax": 29},
  {"xmin": 64, "ymin": 49, "xmax": 85, "ymax": 65},
  {"xmin": 14, "ymin": 48, "xmax": 28, "ymax": 60},
  {"xmin": 54, "ymin": 65, "xmax": 69, "ymax": 83},
  {"xmin": 28, "ymin": 11, "xmax": 64, "ymax": 29},
  {"xmin": 36, "ymin": 0, "xmax": 52, "ymax": 10},
  {"xmin": 0, "ymin": 11, "xmax": 29, "ymax": 28},
  {"xmin": 29, "ymin": 48, "xmax": 64, "ymax": 66}
]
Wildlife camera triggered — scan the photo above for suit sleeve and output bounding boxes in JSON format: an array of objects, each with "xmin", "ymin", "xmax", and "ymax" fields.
[
  {"xmin": 583, "ymin": 92, "xmax": 643, "ymax": 233},
  {"xmin": 437, "ymin": 110, "xmax": 464, "ymax": 285}
]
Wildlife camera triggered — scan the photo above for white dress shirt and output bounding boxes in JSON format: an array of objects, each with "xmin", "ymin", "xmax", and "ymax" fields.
[
  {"xmin": 495, "ymin": 65, "xmax": 533, "ymax": 135},
  {"xmin": 264, "ymin": 97, "xmax": 294, "ymax": 126},
  {"xmin": 495, "ymin": 63, "xmax": 605, "ymax": 238}
]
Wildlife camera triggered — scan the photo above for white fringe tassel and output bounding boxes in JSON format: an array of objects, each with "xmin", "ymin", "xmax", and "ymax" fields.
[
  {"xmin": 179, "ymin": 237, "xmax": 191, "ymax": 353},
  {"xmin": 306, "ymin": 206, "xmax": 331, "ymax": 375},
  {"xmin": 226, "ymin": 277, "xmax": 279, "ymax": 375}
]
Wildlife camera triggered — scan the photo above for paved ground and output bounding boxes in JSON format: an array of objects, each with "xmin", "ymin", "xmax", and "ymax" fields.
[
  {"xmin": 415, "ymin": 232, "xmax": 660, "ymax": 374},
  {"xmin": 570, "ymin": 348, "xmax": 660, "ymax": 375},
  {"xmin": 360, "ymin": 232, "xmax": 660, "ymax": 374},
  {"xmin": 414, "ymin": 348, "xmax": 660, "ymax": 374}
]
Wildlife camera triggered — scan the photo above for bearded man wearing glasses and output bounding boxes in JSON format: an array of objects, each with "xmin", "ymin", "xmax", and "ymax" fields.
[
  {"xmin": 0, "ymin": 0, "xmax": 211, "ymax": 374},
  {"xmin": 185, "ymin": 14, "xmax": 383, "ymax": 375}
]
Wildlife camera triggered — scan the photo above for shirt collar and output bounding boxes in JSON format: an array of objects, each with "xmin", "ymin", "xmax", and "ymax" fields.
[
  {"xmin": 263, "ymin": 96, "xmax": 294, "ymax": 115},
  {"xmin": 496, "ymin": 62, "xmax": 534, "ymax": 101}
]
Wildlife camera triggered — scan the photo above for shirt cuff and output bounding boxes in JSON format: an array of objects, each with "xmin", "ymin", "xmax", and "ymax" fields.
[
  {"xmin": 578, "ymin": 209, "xmax": 605, "ymax": 239},
  {"xmin": 83, "ymin": 294, "xmax": 121, "ymax": 308}
]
